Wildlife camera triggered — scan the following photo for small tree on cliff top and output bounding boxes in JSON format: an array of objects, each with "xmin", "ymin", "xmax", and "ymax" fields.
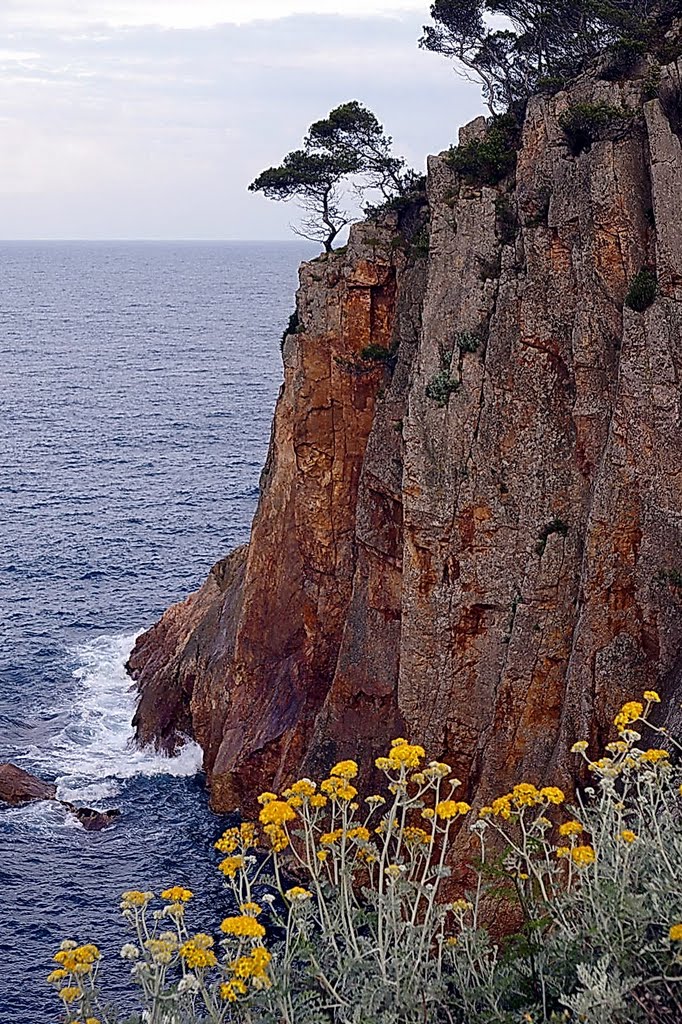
[
  {"xmin": 249, "ymin": 101, "xmax": 411, "ymax": 252},
  {"xmin": 421, "ymin": 1, "xmax": 682, "ymax": 114}
]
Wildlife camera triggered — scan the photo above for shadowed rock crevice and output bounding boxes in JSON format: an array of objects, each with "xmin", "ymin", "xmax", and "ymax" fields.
[{"xmin": 129, "ymin": 59, "xmax": 682, "ymax": 815}]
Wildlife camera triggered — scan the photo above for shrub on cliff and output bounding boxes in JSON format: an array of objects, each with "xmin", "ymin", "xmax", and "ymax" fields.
[
  {"xmin": 421, "ymin": 1, "xmax": 682, "ymax": 114},
  {"xmin": 625, "ymin": 267, "xmax": 658, "ymax": 311},
  {"xmin": 447, "ymin": 114, "xmax": 521, "ymax": 185},
  {"xmin": 48, "ymin": 694, "xmax": 682, "ymax": 1024},
  {"xmin": 558, "ymin": 103, "xmax": 637, "ymax": 155}
]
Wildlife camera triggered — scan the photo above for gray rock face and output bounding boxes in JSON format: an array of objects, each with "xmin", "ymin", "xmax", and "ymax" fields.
[{"xmin": 128, "ymin": 58, "xmax": 682, "ymax": 816}]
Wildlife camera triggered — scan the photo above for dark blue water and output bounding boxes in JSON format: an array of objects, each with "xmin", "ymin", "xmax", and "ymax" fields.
[{"xmin": 0, "ymin": 240, "xmax": 314, "ymax": 1022}]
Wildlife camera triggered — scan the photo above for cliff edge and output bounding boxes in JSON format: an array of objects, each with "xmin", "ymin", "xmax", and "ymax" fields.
[{"xmin": 129, "ymin": 57, "xmax": 682, "ymax": 814}]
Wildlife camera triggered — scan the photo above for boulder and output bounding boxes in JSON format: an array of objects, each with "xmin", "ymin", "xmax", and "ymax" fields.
[{"xmin": 0, "ymin": 763, "xmax": 57, "ymax": 805}]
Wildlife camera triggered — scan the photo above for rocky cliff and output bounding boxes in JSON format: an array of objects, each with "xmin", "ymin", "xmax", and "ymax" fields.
[{"xmin": 129, "ymin": 56, "xmax": 682, "ymax": 815}]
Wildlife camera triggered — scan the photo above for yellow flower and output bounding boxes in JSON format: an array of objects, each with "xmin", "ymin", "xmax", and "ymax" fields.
[
  {"xmin": 669, "ymin": 924, "xmax": 682, "ymax": 941},
  {"xmin": 619, "ymin": 829, "xmax": 637, "ymax": 843},
  {"xmin": 240, "ymin": 902, "xmax": 262, "ymax": 916},
  {"xmin": 446, "ymin": 936, "xmax": 458, "ymax": 947},
  {"xmin": 47, "ymin": 969, "xmax": 68, "ymax": 984},
  {"xmin": 556, "ymin": 846, "xmax": 571, "ymax": 858},
  {"xmin": 329, "ymin": 759, "xmax": 358, "ymax": 780},
  {"xmin": 120, "ymin": 890, "xmax": 154, "ymax": 909},
  {"xmin": 286, "ymin": 795, "xmax": 303, "ymax": 807},
  {"xmin": 320, "ymin": 829, "xmax": 343, "ymax": 847},
  {"xmin": 391, "ymin": 738, "xmax": 408, "ymax": 747},
  {"xmin": 571, "ymin": 845, "xmax": 596, "ymax": 867},
  {"xmin": 58, "ymin": 986, "xmax": 82, "ymax": 1004},
  {"xmin": 614, "ymin": 701, "xmax": 644, "ymax": 732},
  {"xmin": 259, "ymin": 800, "xmax": 297, "ymax": 826},
  {"xmin": 219, "ymin": 855, "xmax": 245, "ymax": 878},
  {"xmin": 641, "ymin": 748, "xmax": 670, "ymax": 764},
  {"xmin": 145, "ymin": 938, "xmax": 176, "ymax": 964},
  {"xmin": 559, "ymin": 820, "xmax": 583, "ymax": 837},
  {"xmin": 288, "ymin": 778, "xmax": 317, "ymax": 798},
  {"xmin": 385, "ymin": 864, "xmax": 403, "ymax": 879},
  {"xmin": 215, "ymin": 828, "xmax": 240, "ymax": 853},
  {"xmin": 365, "ymin": 794, "xmax": 386, "ymax": 805},
  {"xmin": 309, "ymin": 794, "xmax": 328, "ymax": 808},
  {"xmin": 436, "ymin": 800, "xmax": 471, "ymax": 819},
  {"xmin": 347, "ymin": 826, "xmax": 371, "ymax": 842},
  {"xmin": 320, "ymin": 777, "xmax": 358, "ymax": 801},
  {"xmin": 220, "ymin": 915, "xmax": 267, "ymax": 939},
  {"xmin": 540, "ymin": 786, "xmax": 565, "ymax": 805},
  {"xmin": 316, "ymin": 850, "xmax": 329, "ymax": 862},
  {"xmin": 404, "ymin": 826, "xmax": 430, "ymax": 845},
  {"xmin": 220, "ymin": 981, "xmax": 245, "ymax": 1001},
  {"xmin": 386, "ymin": 742, "xmax": 426, "ymax": 770},
  {"xmin": 86, "ymin": 1019, "xmax": 102, "ymax": 1024},
  {"xmin": 263, "ymin": 824, "xmax": 289, "ymax": 851},
  {"xmin": 180, "ymin": 936, "xmax": 217, "ymax": 970},
  {"xmin": 425, "ymin": 761, "xmax": 452, "ymax": 779},
  {"xmin": 512, "ymin": 783, "xmax": 541, "ymax": 807},
  {"xmin": 161, "ymin": 886, "xmax": 193, "ymax": 903},
  {"xmin": 257, "ymin": 791, "xmax": 279, "ymax": 805},
  {"xmin": 285, "ymin": 886, "xmax": 312, "ymax": 901},
  {"xmin": 230, "ymin": 946, "xmax": 271, "ymax": 982},
  {"xmin": 605, "ymin": 741, "xmax": 628, "ymax": 754},
  {"xmin": 644, "ymin": 690, "xmax": 661, "ymax": 703},
  {"xmin": 421, "ymin": 807, "xmax": 435, "ymax": 820},
  {"xmin": 571, "ymin": 741, "xmax": 588, "ymax": 753},
  {"xmin": 450, "ymin": 899, "xmax": 472, "ymax": 913},
  {"xmin": 491, "ymin": 795, "xmax": 512, "ymax": 819},
  {"xmin": 478, "ymin": 806, "xmax": 493, "ymax": 818}
]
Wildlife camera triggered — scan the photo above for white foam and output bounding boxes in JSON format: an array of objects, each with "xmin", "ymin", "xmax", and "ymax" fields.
[{"xmin": 26, "ymin": 632, "xmax": 202, "ymax": 804}]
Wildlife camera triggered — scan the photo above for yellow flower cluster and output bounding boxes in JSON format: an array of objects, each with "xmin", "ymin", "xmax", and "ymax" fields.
[
  {"xmin": 483, "ymin": 783, "xmax": 565, "ymax": 820},
  {"xmin": 570, "ymin": 845, "xmax": 596, "ymax": 867},
  {"xmin": 285, "ymin": 886, "xmax": 312, "ymax": 901},
  {"xmin": 320, "ymin": 776, "xmax": 358, "ymax": 801},
  {"xmin": 641, "ymin": 748, "xmax": 669, "ymax": 764},
  {"xmin": 283, "ymin": 778, "xmax": 317, "ymax": 800},
  {"xmin": 145, "ymin": 937, "xmax": 178, "ymax": 964},
  {"xmin": 240, "ymin": 902, "xmax": 262, "ymax": 916},
  {"xmin": 179, "ymin": 934, "xmax": 217, "ymax": 970},
  {"xmin": 614, "ymin": 700, "xmax": 643, "ymax": 733},
  {"xmin": 347, "ymin": 825, "xmax": 371, "ymax": 843},
  {"xmin": 330, "ymin": 759, "xmax": 359, "ymax": 780},
  {"xmin": 120, "ymin": 890, "xmax": 154, "ymax": 910},
  {"xmin": 215, "ymin": 822, "xmax": 258, "ymax": 854},
  {"xmin": 435, "ymin": 800, "xmax": 471, "ymax": 820},
  {"xmin": 53, "ymin": 943, "xmax": 101, "ymax": 975},
  {"xmin": 619, "ymin": 829, "xmax": 637, "ymax": 843},
  {"xmin": 229, "ymin": 945, "xmax": 271, "ymax": 982},
  {"xmin": 221, "ymin": 915, "xmax": 267, "ymax": 939},
  {"xmin": 669, "ymin": 924, "xmax": 682, "ymax": 941},
  {"xmin": 161, "ymin": 886, "xmax": 193, "ymax": 903},
  {"xmin": 558, "ymin": 820, "xmax": 583, "ymax": 837},
  {"xmin": 263, "ymin": 824, "xmax": 290, "ymax": 851},
  {"xmin": 376, "ymin": 737, "xmax": 427, "ymax": 772},
  {"xmin": 219, "ymin": 855, "xmax": 245, "ymax": 878}
]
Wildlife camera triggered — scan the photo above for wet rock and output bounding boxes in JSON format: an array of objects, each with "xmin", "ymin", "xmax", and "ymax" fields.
[
  {"xmin": 65, "ymin": 805, "xmax": 121, "ymax": 831},
  {"xmin": 0, "ymin": 763, "xmax": 57, "ymax": 805}
]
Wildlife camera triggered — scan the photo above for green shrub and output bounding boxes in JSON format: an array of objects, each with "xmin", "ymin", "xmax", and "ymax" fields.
[
  {"xmin": 625, "ymin": 268, "xmax": 657, "ymax": 312},
  {"xmin": 558, "ymin": 103, "xmax": 635, "ymax": 156},
  {"xmin": 447, "ymin": 115, "xmax": 521, "ymax": 186},
  {"xmin": 456, "ymin": 331, "xmax": 480, "ymax": 354},
  {"xmin": 46, "ymin": 694, "xmax": 682, "ymax": 1024},
  {"xmin": 426, "ymin": 370, "xmax": 460, "ymax": 407},
  {"xmin": 281, "ymin": 310, "xmax": 302, "ymax": 348},
  {"xmin": 360, "ymin": 344, "xmax": 393, "ymax": 363}
]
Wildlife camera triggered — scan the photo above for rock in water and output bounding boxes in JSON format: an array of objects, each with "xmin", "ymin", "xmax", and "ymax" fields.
[
  {"xmin": 65, "ymin": 805, "xmax": 121, "ymax": 831},
  {"xmin": 0, "ymin": 763, "xmax": 58, "ymax": 805}
]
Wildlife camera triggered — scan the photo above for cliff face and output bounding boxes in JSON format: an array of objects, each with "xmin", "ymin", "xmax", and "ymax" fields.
[{"xmin": 129, "ymin": 58, "xmax": 682, "ymax": 813}]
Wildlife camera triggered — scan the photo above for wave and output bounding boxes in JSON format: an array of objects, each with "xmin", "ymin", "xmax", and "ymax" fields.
[{"xmin": 26, "ymin": 632, "xmax": 202, "ymax": 805}]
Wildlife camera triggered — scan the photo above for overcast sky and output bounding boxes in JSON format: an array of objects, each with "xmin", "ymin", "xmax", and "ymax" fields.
[{"xmin": 0, "ymin": 1, "xmax": 484, "ymax": 240}]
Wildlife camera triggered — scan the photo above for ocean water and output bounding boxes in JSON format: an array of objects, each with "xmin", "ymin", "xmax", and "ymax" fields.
[{"xmin": 0, "ymin": 240, "xmax": 314, "ymax": 1021}]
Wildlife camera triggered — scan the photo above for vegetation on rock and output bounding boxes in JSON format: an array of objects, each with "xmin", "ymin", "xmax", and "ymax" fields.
[
  {"xmin": 48, "ymin": 695, "xmax": 682, "ymax": 1023},
  {"xmin": 250, "ymin": 102, "xmax": 413, "ymax": 252},
  {"xmin": 421, "ymin": 1, "xmax": 682, "ymax": 114},
  {"xmin": 558, "ymin": 103, "xmax": 636, "ymax": 155},
  {"xmin": 446, "ymin": 114, "xmax": 520, "ymax": 185},
  {"xmin": 625, "ymin": 267, "xmax": 658, "ymax": 311}
]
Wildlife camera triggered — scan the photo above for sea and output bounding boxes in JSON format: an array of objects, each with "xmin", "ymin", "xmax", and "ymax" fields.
[{"xmin": 0, "ymin": 240, "xmax": 315, "ymax": 1022}]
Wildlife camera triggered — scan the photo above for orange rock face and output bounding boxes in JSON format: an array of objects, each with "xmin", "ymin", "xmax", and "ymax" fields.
[{"xmin": 129, "ymin": 62, "xmax": 682, "ymax": 815}]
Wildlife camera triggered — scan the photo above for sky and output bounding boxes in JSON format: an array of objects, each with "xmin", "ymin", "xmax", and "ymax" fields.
[{"xmin": 0, "ymin": 2, "xmax": 485, "ymax": 240}]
